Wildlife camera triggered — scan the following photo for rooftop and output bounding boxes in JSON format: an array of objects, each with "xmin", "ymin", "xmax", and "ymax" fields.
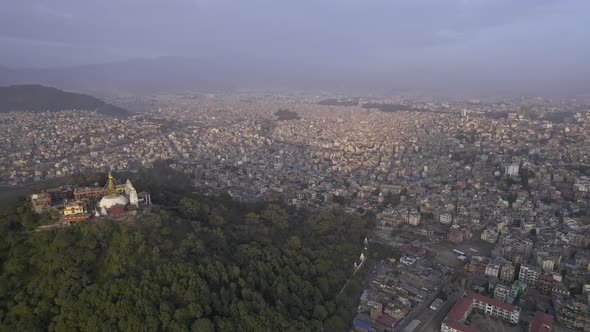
[
  {"xmin": 448, "ymin": 297, "xmax": 474, "ymax": 321},
  {"xmin": 529, "ymin": 311, "xmax": 553, "ymax": 332},
  {"xmin": 443, "ymin": 318, "xmax": 479, "ymax": 332}
]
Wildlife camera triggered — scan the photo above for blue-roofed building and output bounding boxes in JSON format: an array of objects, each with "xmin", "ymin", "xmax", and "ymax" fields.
[{"xmin": 353, "ymin": 318, "xmax": 373, "ymax": 332}]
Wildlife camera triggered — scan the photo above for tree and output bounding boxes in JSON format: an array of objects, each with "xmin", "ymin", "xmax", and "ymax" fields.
[
  {"xmin": 313, "ymin": 304, "xmax": 328, "ymax": 321},
  {"xmin": 210, "ymin": 215, "xmax": 226, "ymax": 227},
  {"xmin": 287, "ymin": 236, "xmax": 302, "ymax": 250},
  {"xmin": 180, "ymin": 197, "xmax": 201, "ymax": 218},
  {"xmin": 0, "ymin": 182, "xmax": 369, "ymax": 331},
  {"xmin": 261, "ymin": 204, "xmax": 288, "ymax": 229},
  {"xmin": 192, "ymin": 318, "xmax": 214, "ymax": 332}
]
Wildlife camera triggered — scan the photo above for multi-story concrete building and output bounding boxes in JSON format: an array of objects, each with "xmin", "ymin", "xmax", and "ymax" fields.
[
  {"xmin": 471, "ymin": 293, "xmax": 520, "ymax": 323},
  {"xmin": 485, "ymin": 261, "xmax": 502, "ymax": 278},
  {"xmin": 540, "ymin": 259, "xmax": 555, "ymax": 272},
  {"xmin": 494, "ymin": 284, "xmax": 511, "ymax": 303},
  {"xmin": 555, "ymin": 296, "xmax": 590, "ymax": 331},
  {"xmin": 500, "ymin": 263, "xmax": 516, "ymax": 282},
  {"xmin": 440, "ymin": 212, "xmax": 453, "ymax": 225},
  {"xmin": 536, "ymin": 273, "xmax": 555, "ymax": 295},
  {"xmin": 508, "ymin": 280, "xmax": 527, "ymax": 304},
  {"xmin": 495, "ymin": 236, "xmax": 534, "ymax": 264},
  {"xmin": 441, "ymin": 293, "xmax": 521, "ymax": 332},
  {"xmin": 448, "ymin": 226, "xmax": 472, "ymax": 244},
  {"xmin": 481, "ymin": 228, "xmax": 499, "ymax": 244},
  {"xmin": 407, "ymin": 210, "xmax": 421, "ymax": 226},
  {"xmin": 519, "ymin": 265, "xmax": 541, "ymax": 287},
  {"xmin": 510, "ymin": 238, "xmax": 534, "ymax": 259},
  {"xmin": 535, "ymin": 251, "xmax": 560, "ymax": 272},
  {"xmin": 441, "ymin": 297, "xmax": 475, "ymax": 332},
  {"xmin": 505, "ymin": 164, "xmax": 520, "ymax": 177}
]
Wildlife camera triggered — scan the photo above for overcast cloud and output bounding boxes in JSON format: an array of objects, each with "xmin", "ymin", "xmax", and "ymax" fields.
[{"xmin": 0, "ymin": 0, "xmax": 589, "ymax": 83}]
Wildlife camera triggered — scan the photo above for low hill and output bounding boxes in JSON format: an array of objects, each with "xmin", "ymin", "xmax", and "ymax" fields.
[
  {"xmin": 0, "ymin": 162, "xmax": 371, "ymax": 331},
  {"xmin": 0, "ymin": 85, "xmax": 130, "ymax": 117}
]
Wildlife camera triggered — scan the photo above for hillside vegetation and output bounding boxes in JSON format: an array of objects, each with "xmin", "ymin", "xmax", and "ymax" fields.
[
  {"xmin": 0, "ymin": 85, "xmax": 129, "ymax": 117},
  {"xmin": 0, "ymin": 163, "xmax": 370, "ymax": 331}
]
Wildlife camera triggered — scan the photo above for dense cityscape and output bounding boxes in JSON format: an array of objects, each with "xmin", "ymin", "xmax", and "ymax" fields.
[{"xmin": 1, "ymin": 93, "xmax": 588, "ymax": 331}]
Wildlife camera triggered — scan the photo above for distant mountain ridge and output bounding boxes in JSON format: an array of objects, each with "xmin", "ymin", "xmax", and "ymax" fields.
[
  {"xmin": 0, "ymin": 56, "xmax": 330, "ymax": 94},
  {"xmin": 0, "ymin": 85, "xmax": 130, "ymax": 117},
  {"xmin": 0, "ymin": 56, "xmax": 589, "ymax": 97}
]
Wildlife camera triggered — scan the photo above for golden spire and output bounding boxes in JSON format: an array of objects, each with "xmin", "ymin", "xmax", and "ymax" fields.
[{"xmin": 106, "ymin": 172, "xmax": 117, "ymax": 195}]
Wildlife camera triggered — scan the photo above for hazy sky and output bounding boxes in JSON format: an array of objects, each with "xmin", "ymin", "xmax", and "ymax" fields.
[{"xmin": 1, "ymin": 0, "xmax": 589, "ymax": 79}]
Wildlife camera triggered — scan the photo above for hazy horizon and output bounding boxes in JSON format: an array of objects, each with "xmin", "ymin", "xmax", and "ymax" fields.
[{"xmin": 1, "ymin": 0, "xmax": 590, "ymax": 96}]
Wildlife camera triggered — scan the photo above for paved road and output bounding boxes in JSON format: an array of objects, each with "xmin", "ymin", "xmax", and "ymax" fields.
[
  {"xmin": 415, "ymin": 294, "xmax": 459, "ymax": 332},
  {"xmin": 415, "ymin": 275, "xmax": 469, "ymax": 332},
  {"xmin": 395, "ymin": 271, "xmax": 457, "ymax": 331}
]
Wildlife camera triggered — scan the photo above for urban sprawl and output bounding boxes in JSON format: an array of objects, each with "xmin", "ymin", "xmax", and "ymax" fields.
[{"xmin": 1, "ymin": 94, "xmax": 589, "ymax": 332}]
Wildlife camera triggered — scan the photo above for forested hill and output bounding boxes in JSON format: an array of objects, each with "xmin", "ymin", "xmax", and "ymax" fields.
[
  {"xmin": 0, "ymin": 85, "xmax": 129, "ymax": 117},
  {"xmin": 0, "ymin": 163, "xmax": 372, "ymax": 331}
]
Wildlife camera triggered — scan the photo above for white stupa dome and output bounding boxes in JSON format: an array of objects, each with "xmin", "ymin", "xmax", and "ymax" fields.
[{"xmin": 99, "ymin": 194, "xmax": 128, "ymax": 210}]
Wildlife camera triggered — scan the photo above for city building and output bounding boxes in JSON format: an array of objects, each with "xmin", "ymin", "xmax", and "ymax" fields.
[
  {"xmin": 536, "ymin": 273, "xmax": 555, "ymax": 295},
  {"xmin": 554, "ymin": 296, "xmax": 590, "ymax": 331},
  {"xmin": 494, "ymin": 284, "xmax": 511, "ymax": 303},
  {"xmin": 441, "ymin": 293, "xmax": 521, "ymax": 332},
  {"xmin": 485, "ymin": 259, "xmax": 504, "ymax": 278},
  {"xmin": 519, "ymin": 265, "xmax": 541, "ymax": 287},
  {"xmin": 407, "ymin": 209, "xmax": 421, "ymax": 226},
  {"xmin": 508, "ymin": 280, "xmax": 527, "ymax": 304},
  {"xmin": 471, "ymin": 293, "xmax": 520, "ymax": 323},
  {"xmin": 63, "ymin": 201, "xmax": 86, "ymax": 216},
  {"xmin": 500, "ymin": 263, "xmax": 516, "ymax": 283},
  {"xmin": 440, "ymin": 212, "xmax": 453, "ymax": 225},
  {"xmin": 496, "ymin": 236, "xmax": 534, "ymax": 263},
  {"xmin": 505, "ymin": 164, "xmax": 520, "ymax": 177},
  {"xmin": 448, "ymin": 226, "xmax": 472, "ymax": 244},
  {"xmin": 529, "ymin": 311, "xmax": 553, "ymax": 332},
  {"xmin": 481, "ymin": 228, "xmax": 499, "ymax": 244}
]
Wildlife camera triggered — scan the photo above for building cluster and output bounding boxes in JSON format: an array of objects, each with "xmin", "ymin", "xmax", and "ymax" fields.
[
  {"xmin": 0, "ymin": 110, "xmax": 162, "ymax": 185},
  {"xmin": 353, "ymin": 251, "xmax": 455, "ymax": 332},
  {"xmin": 30, "ymin": 173, "xmax": 150, "ymax": 223}
]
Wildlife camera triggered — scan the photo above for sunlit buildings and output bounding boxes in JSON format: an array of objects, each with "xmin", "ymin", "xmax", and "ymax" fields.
[{"xmin": 441, "ymin": 293, "xmax": 520, "ymax": 332}]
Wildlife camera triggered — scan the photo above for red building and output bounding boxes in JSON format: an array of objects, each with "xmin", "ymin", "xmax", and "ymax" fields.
[
  {"xmin": 536, "ymin": 273, "xmax": 555, "ymax": 295},
  {"xmin": 529, "ymin": 311, "xmax": 553, "ymax": 332},
  {"xmin": 442, "ymin": 293, "xmax": 521, "ymax": 332},
  {"xmin": 62, "ymin": 214, "xmax": 91, "ymax": 223},
  {"xmin": 46, "ymin": 186, "xmax": 73, "ymax": 201},
  {"xmin": 74, "ymin": 187, "xmax": 108, "ymax": 200},
  {"xmin": 400, "ymin": 243, "xmax": 427, "ymax": 258}
]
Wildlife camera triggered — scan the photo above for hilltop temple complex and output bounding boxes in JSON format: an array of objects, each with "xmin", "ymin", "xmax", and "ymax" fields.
[{"xmin": 30, "ymin": 173, "xmax": 151, "ymax": 223}]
